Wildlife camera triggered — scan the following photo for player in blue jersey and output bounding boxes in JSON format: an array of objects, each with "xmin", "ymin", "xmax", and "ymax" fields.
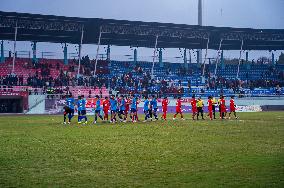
[
  {"xmin": 110, "ymin": 95, "xmax": 118, "ymax": 123},
  {"xmin": 109, "ymin": 95, "xmax": 117, "ymax": 123},
  {"xmin": 143, "ymin": 96, "xmax": 150, "ymax": 122},
  {"xmin": 63, "ymin": 94, "xmax": 75, "ymax": 124},
  {"xmin": 94, "ymin": 95, "xmax": 103, "ymax": 124},
  {"xmin": 118, "ymin": 95, "xmax": 126, "ymax": 122},
  {"xmin": 151, "ymin": 95, "xmax": 159, "ymax": 121},
  {"xmin": 130, "ymin": 95, "xmax": 138, "ymax": 122},
  {"xmin": 77, "ymin": 95, "xmax": 87, "ymax": 124}
]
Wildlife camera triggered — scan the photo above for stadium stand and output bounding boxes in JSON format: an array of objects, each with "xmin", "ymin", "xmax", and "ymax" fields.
[{"xmin": 0, "ymin": 56, "xmax": 283, "ymax": 98}]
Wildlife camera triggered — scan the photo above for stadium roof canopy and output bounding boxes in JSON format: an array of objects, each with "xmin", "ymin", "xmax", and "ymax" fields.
[{"xmin": 1, "ymin": 11, "xmax": 284, "ymax": 50}]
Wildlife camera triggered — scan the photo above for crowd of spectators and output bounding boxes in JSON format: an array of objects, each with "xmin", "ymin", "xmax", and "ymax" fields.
[
  {"xmin": 0, "ymin": 56, "xmax": 283, "ymax": 96},
  {"xmin": 109, "ymin": 71, "xmax": 184, "ymax": 96},
  {"xmin": 0, "ymin": 74, "xmax": 23, "ymax": 86}
]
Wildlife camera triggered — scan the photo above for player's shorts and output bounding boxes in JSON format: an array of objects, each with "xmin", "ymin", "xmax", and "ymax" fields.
[
  {"xmin": 65, "ymin": 107, "xmax": 74, "ymax": 114},
  {"xmin": 230, "ymin": 107, "xmax": 235, "ymax": 112},
  {"xmin": 176, "ymin": 108, "xmax": 182, "ymax": 114},
  {"xmin": 212, "ymin": 105, "xmax": 216, "ymax": 111},
  {"xmin": 192, "ymin": 107, "xmax": 197, "ymax": 113},
  {"xmin": 219, "ymin": 106, "xmax": 222, "ymax": 112},
  {"xmin": 64, "ymin": 106, "xmax": 69, "ymax": 115},
  {"xmin": 197, "ymin": 107, "xmax": 203, "ymax": 112},
  {"xmin": 221, "ymin": 107, "xmax": 227, "ymax": 113},
  {"xmin": 103, "ymin": 109, "xmax": 109, "ymax": 114},
  {"xmin": 111, "ymin": 110, "xmax": 117, "ymax": 114},
  {"xmin": 78, "ymin": 110, "xmax": 82, "ymax": 116},
  {"xmin": 81, "ymin": 110, "xmax": 86, "ymax": 115},
  {"xmin": 70, "ymin": 109, "xmax": 74, "ymax": 114},
  {"xmin": 119, "ymin": 110, "xmax": 125, "ymax": 115},
  {"xmin": 95, "ymin": 110, "xmax": 101, "ymax": 114},
  {"xmin": 144, "ymin": 110, "xmax": 149, "ymax": 114},
  {"xmin": 153, "ymin": 108, "xmax": 158, "ymax": 113},
  {"xmin": 130, "ymin": 108, "xmax": 137, "ymax": 113},
  {"xmin": 208, "ymin": 107, "xmax": 212, "ymax": 112},
  {"xmin": 162, "ymin": 108, "xmax": 167, "ymax": 112}
]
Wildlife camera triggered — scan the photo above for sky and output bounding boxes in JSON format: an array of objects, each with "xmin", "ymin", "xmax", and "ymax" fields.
[{"xmin": 1, "ymin": 0, "xmax": 284, "ymax": 62}]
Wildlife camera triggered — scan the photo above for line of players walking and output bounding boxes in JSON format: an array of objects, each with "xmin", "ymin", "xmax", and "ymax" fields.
[{"xmin": 63, "ymin": 94, "xmax": 238, "ymax": 125}]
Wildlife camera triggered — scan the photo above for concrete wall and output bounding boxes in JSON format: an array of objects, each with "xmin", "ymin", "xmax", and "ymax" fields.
[{"xmin": 26, "ymin": 95, "xmax": 45, "ymax": 114}]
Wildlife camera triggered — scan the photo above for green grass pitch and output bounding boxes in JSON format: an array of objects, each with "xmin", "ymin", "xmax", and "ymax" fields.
[{"xmin": 0, "ymin": 112, "xmax": 283, "ymax": 187}]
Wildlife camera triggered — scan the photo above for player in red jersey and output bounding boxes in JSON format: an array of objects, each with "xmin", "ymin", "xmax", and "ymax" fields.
[
  {"xmin": 207, "ymin": 96, "xmax": 213, "ymax": 120},
  {"xmin": 173, "ymin": 97, "xmax": 184, "ymax": 120},
  {"xmin": 229, "ymin": 96, "xmax": 238, "ymax": 119},
  {"xmin": 102, "ymin": 96, "xmax": 110, "ymax": 121},
  {"xmin": 161, "ymin": 96, "xmax": 170, "ymax": 120},
  {"xmin": 125, "ymin": 96, "xmax": 131, "ymax": 121},
  {"xmin": 190, "ymin": 95, "xmax": 198, "ymax": 120},
  {"xmin": 220, "ymin": 95, "xmax": 227, "ymax": 119}
]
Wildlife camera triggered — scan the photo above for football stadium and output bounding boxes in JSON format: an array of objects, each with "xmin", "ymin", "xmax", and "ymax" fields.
[{"xmin": 0, "ymin": 0, "xmax": 283, "ymax": 187}]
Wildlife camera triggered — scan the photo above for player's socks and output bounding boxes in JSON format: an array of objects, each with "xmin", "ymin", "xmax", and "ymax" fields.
[{"xmin": 154, "ymin": 113, "xmax": 158, "ymax": 120}]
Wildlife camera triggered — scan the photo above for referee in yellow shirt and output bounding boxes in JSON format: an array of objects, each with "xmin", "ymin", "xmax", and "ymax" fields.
[
  {"xmin": 212, "ymin": 97, "xmax": 217, "ymax": 119},
  {"xmin": 197, "ymin": 97, "xmax": 204, "ymax": 120}
]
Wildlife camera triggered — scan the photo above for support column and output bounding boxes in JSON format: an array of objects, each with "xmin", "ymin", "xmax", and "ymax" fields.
[
  {"xmin": 32, "ymin": 41, "xmax": 37, "ymax": 63},
  {"xmin": 189, "ymin": 50, "xmax": 192, "ymax": 64},
  {"xmin": 159, "ymin": 48, "xmax": 163, "ymax": 67},
  {"xmin": 94, "ymin": 27, "xmax": 102, "ymax": 77},
  {"xmin": 106, "ymin": 45, "xmax": 110, "ymax": 61},
  {"xmin": 196, "ymin": 50, "xmax": 200, "ymax": 64},
  {"xmin": 221, "ymin": 50, "xmax": 224, "ymax": 69},
  {"xmin": 246, "ymin": 51, "xmax": 250, "ymax": 70},
  {"xmin": 236, "ymin": 39, "xmax": 244, "ymax": 79},
  {"xmin": 134, "ymin": 48, "xmax": 137, "ymax": 65},
  {"xmin": 63, "ymin": 43, "xmax": 68, "ymax": 65},
  {"xmin": 1, "ymin": 40, "xmax": 4, "ymax": 63},
  {"xmin": 183, "ymin": 48, "xmax": 187, "ymax": 69},
  {"xmin": 77, "ymin": 26, "xmax": 84, "ymax": 77},
  {"xmin": 12, "ymin": 21, "xmax": 18, "ymax": 74},
  {"xmin": 272, "ymin": 51, "xmax": 275, "ymax": 65},
  {"xmin": 151, "ymin": 35, "xmax": 159, "ymax": 79}
]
